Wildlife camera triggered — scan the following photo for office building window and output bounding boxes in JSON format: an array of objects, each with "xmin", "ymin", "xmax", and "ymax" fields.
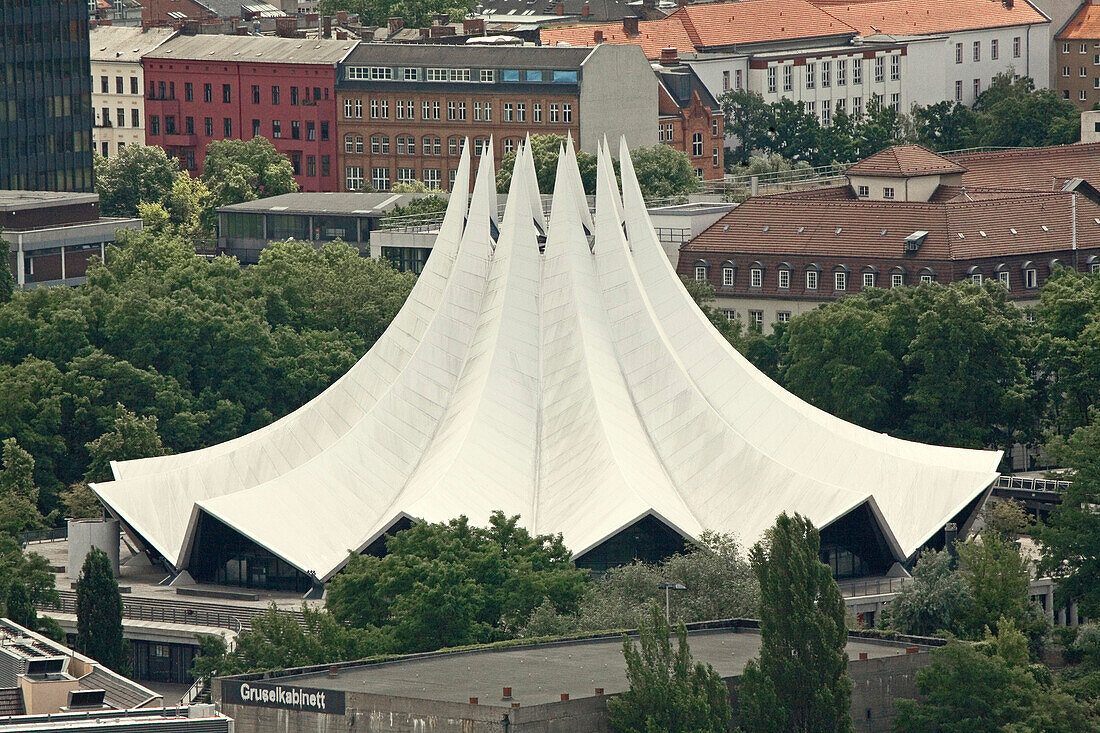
[
  {"xmin": 503, "ymin": 102, "xmax": 513, "ymax": 121},
  {"xmin": 321, "ymin": 156, "xmax": 330, "ymax": 177},
  {"xmin": 372, "ymin": 167, "xmax": 390, "ymax": 191},
  {"xmin": 890, "ymin": 55, "xmax": 900, "ymax": 81},
  {"xmin": 1013, "ymin": 36, "xmax": 1021, "ymax": 58},
  {"xmin": 291, "ymin": 86, "xmax": 299, "ymax": 105},
  {"xmin": 252, "ymin": 85, "xmax": 260, "ymax": 104},
  {"xmin": 397, "ymin": 167, "xmax": 416, "ymax": 185},
  {"xmin": 131, "ymin": 77, "xmax": 139, "ymax": 95},
  {"xmin": 371, "ymin": 135, "xmax": 390, "ymax": 154},
  {"xmin": 252, "ymin": 119, "xmax": 260, "ymax": 138},
  {"xmin": 806, "ymin": 62, "xmax": 815, "ymax": 89},
  {"xmin": 890, "ymin": 92, "xmax": 900, "ymax": 111},
  {"xmin": 291, "ymin": 120, "xmax": 300, "ymax": 140},
  {"xmin": 307, "ymin": 156, "xmax": 316, "ymax": 177},
  {"xmin": 321, "ymin": 121, "xmax": 329, "ymax": 141},
  {"xmin": 424, "ymin": 168, "xmax": 441, "ymax": 189},
  {"xmin": 853, "ymin": 59, "xmax": 862, "ymax": 84},
  {"xmin": 692, "ymin": 133, "xmax": 703, "ymax": 156},
  {"xmin": 272, "ymin": 120, "xmax": 281, "ymax": 139},
  {"xmin": 307, "ymin": 121, "xmax": 315, "ymax": 141},
  {"xmin": 185, "ymin": 116, "xmax": 195, "ymax": 134},
  {"xmin": 767, "ymin": 66, "xmax": 777, "ymax": 93},
  {"xmin": 973, "ymin": 41, "xmax": 980, "ymax": 61},
  {"xmin": 204, "ymin": 117, "xmax": 213, "ymax": 136},
  {"xmin": 150, "ymin": 115, "xmax": 159, "ymax": 135},
  {"xmin": 874, "ymin": 56, "xmax": 884, "ymax": 82},
  {"xmin": 991, "ymin": 39, "xmax": 999, "ymax": 60},
  {"xmin": 549, "ymin": 103, "xmax": 559, "ymax": 122},
  {"xmin": 562, "ymin": 103, "xmax": 572, "ymax": 122},
  {"xmin": 837, "ymin": 58, "xmax": 847, "ymax": 86},
  {"xmin": 222, "ymin": 84, "xmax": 231, "ymax": 103},
  {"xmin": 516, "ymin": 102, "xmax": 524, "ymax": 122},
  {"xmin": 534, "ymin": 103, "xmax": 542, "ymax": 122},
  {"xmin": 783, "ymin": 64, "xmax": 792, "ymax": 92},
  {"xmin": 100, "ymin": 75, "xmax": 108, "ymax": 93},
  {"xmin": 224, "ymin": 118, "xmax": 232, "ymax": 137},
  {"xmin": 117, "ymin": 108, "xmax": 125, "ymax": 127},
  {"xmin": 822, "ymin": 60, "xmax": 831, "ymax": 87},
  {"xmin": 346, "ymin": 166, "xmax": 363, "ymax": 190}
]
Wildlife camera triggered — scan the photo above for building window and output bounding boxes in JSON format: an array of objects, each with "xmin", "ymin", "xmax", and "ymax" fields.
[
  {"xmin": 806, "ymin": 270, "xmax": 818, "ymax": 290},
  {"xmin": 806, "ymin": 61, "xmax": 815, "ymax": 89},
  {"xmin": 692, "ymin": 133, "xmax": 703, "ymax": 156},
  {"xmin": 272, "ymin": 120, "xmax": 281, "ymax": 139},
  {"xmin": 223, "ymin": 84, "xmax": 231, "ymax": 103},
  {"xmin": 712, "ymin": 118, "xmax": 720, "ymax": 137},
  {"xmin": 712, "ymin": 148, "xmax": 720, "ymax": 167},
  {"xmin": 973, "ymin": 41, "xmax": 981, "ymax": 62},
  {"xmin": 777, "ymin": 311, "xmax": 791, "ymax": 324},
  {"xmin": 835, "ymin": 271, "xmax": 847, "ymax": 290},
  {"xmin": 224, "ymin": 118, "xmax": 232, "ymax": 137},
  {"xmin": 735, "ymin": 69, "xmax": 743, "ymax": 89},
  {"xmin": 448, "ymin": 101, "xmax": 458, "ymax": 120},
  {"xmin": 920, "ymin": 273, "xmax": 934, "ymax": 284},
  {"xmin": 892, "ymin": 272, "xmax": 904, "ymax": 288},
  {"xmin": 783, "ymin": 64, "xmax": 792, "ymax": 92},
  {"xmin": 778, "ymin": 269, "xmax": 790, "ymax": 289},
  {"xmin": 516, "ymin": 103, "xmax": 524, "ymax": 122},
  {"xmin": 480, "ymin": 69, "xmax": 495, "ymax": 82},
  {"xmin": 767, "ymin": 66, "xmax": 777, "ymax": 93},
  {"xmin": 722, "ymin": 70, "xmax": 730, "ymax": 90},
  {"xmin": 883, "ymin": 187, "xmax": 894, "ymax": 199},
  {"xmin": 1082, "ymin": 89, "xmax": 1089, "ymax": 101},
  {"xmin": 204, "ymin": 117, "xmax": 213, "ymax": 136},
  {"xmin": 863, "ymin": 272, "xmax": 875, "ymax": 288},
  {"xmin": 857, "ymin": 185, "xmax": 869, "ymax": 197},
  {"xmin": 504, "ymin": 138, "xmax": 515, "ymax": 154},
  {"xmin": 1025, "ymin": 268, "xmax": 1037, "ymax": 288},
  {"xmin": 853, "ymin": 96, "xmax": 862, "ymax": 116},
  {"xmin": 955, "ymin": 42, "xmax": 963, "ymax": 63},
  {"xmin": 955, "ymin": 80, "xmax": 963, "ymax": 101},
  {"xmin": 694, "ymin": 265, "xmax": 707, "ymax": 281},
  {"xmin": 534, "ymin": 103, "xmax": 542, "ymax": 122},
  {"xmin": 291, "ymin": 120, "xmax": 300, "ymax": 140},
  {"xmin": 853, "ymin": 59, "xmax": 862, "ymax": 84},
  {"xmin": 307, "ymin": 156, "xmax": 316, "ymax": 177},
  {"xmin": 100, "ymin": 75, "xmax": 108, "ymax": 93},
  {"xmin": 1014, "ymin": 36, "xmax": 1021, "ymax": 58},
  {"xmin": 890, "ymin": 92, "xmax": 900, "ymax": 111},
  {"xmin": 370, "ymin": 99, "xmax": 388, "ymax": 119},
  {"xmin": 345, "ymin": 98, "xmax": 363, "ymax": 118},
  {"xmin": 836, "ymin": 58, "xmax": 847, "ymax": 86},
  {"xmin": 970, "ymin": 272, "xmax": 983, "ymax": 285},
  {"xmin": 346, "ymin": 166, "xmax": 363, "ymax": 190},
  {"xmin": 117, "ymin": 108, "xmax": 126, "ymax": 127},
  {"xmin": 874, "ymin": 56, "xmax": 884, "ymax": 82},
  {"xmin": 272, "ymin": 86, "xmax": 280, "ymax": 105},
  {"xmin": 397, "ymin": 167, "xmax": 416, "ymax": 186},
  {"xmin": 150, "ymin": 115, "xmax": 159, "ymax": 135},
  {"xmin": 291, "ymin": 86, "xmax": 299, "ymax": 105},
  {"xmin": 550, "ymin": 103, "xmax": 559, "ymax": 123},
  {"xmin": 999, "ymin": 270, "xmax": 1010, "ymax": 287},
  {"xmin": 1063, "ymin": 66, "xmax": 1071, "ymax": 77},
  {"xmin": 563, "ymin": 103, "xmax": 572, "ymax": 122},
  {"xmin": 1084, "ymin": 67, "xmax": 1090, "ymax": 77},
  {"xmin": 1063, "ymin": 42, "xmax": 1071, "ymax": 53},
  {"xmin": 974, "ymin": 78, "xmax": 981, "ymax": 97},
  {"xmin": 503, "ymin": 103, "xmax": 513, "ymax": 122},
  {"xmin": 748, "ymin": 310, "xmax": 763, "ymax": 329},
  {"xmin": 371, "ymin": 135, "xmax": 390, "ymax": 154},
  {"xmin": 991, "ymin": 39, "xmax": 999, "ymax": 60},
  {"xmin": 307, "ymin": 121, "xmax": 315, "ymax": 141},
  {"xmin": 890, "ymin": 54, "xmax": 900, "ymax": 81},
  {"xmin": 131, "ymin": 77, "xmax": 139, "ymax": 95},
  {"xmin": 822, "ymin": 60, "xmax": 831, "ymax": 87},
  {"xmin": 372, "ymin": 167, "xmax": 390, "ymax": 191},
  {"xmin": 750, "ymin": 267, "xmax": 762, "ymax": 288},
  {"xmin": 722, "ymin": 266, "xmax": 735, "ymax": 286},
  {"xmin": 424, "ymin": 168, "xmax": 441, "ymax": 189},
  {"xmin": 821, "ymin": 107, "xmax": 831, "ymax": 126}
]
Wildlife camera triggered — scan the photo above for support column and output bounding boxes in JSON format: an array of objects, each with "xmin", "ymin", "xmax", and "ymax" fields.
[
  {"xmin": 15, "ymin": 234, "xmax": 24, "ymax": 288},
  {"xmin": 100, "ymin": 241, "xmax": 105, "ymax": 264},
  {"xmin": 60, "ymin": 245, "xmax": 66, "ymax": 281}
]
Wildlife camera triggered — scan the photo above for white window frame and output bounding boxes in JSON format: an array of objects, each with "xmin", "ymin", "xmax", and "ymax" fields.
[
  {"xmin": 694, "ymin": 265, "xmax": 707, "ymax": 281},
  {"xmin": 835, "ymin": 271, "xmax": 847, "ymax": 291},
  {"xmin": 722, "ymin": 267, "xmax": 734, "ymax": 287},
  {"xmin": 863, "ymin": 272, "xmax": 875, "ymax": 288},
  {"xmin": 750, "ymin": 268, "xmax": 762, "ymax": 288},
  {"xmin": 806, "ymin": 270, "xmax": 818, "ymax": 290},
  {"xmin": 778, "ymin": 269, "xmax": 790, "ymax": 289}
]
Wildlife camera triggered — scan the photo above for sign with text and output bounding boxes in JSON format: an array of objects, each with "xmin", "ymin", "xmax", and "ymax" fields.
[{"xmin": 222, "ymin": 680, "xmax": 345, "ymax": 715}]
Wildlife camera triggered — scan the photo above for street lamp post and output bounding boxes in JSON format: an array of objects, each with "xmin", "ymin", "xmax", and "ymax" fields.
[{"xmin": 658, "ymin": 582, "xmax": 687, "ymax": 625}]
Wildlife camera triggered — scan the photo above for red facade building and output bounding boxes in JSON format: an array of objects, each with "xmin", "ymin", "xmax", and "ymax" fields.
[{"xmin": 142, "ymin": 35, "xmax": 355, "ymax": 192}]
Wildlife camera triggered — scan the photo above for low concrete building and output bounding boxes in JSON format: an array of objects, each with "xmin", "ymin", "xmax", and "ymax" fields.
[
  {"xmin": 216, "ymin": 191, "xmax": 439, "ymax": 266},
  {"xmin": 2, "ymin": 191, "xmax": 142, "ymax": 288},
  {"xmin": 215, "ymin": 620, "xmax": 939, "ymax": 733}
]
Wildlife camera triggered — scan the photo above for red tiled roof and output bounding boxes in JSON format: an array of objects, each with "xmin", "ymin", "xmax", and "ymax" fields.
[
  {"xmin": 684, "ymin": 190, "xmax": 1098, "ymax": 261},
  {"xmin": 1057, "ymin": 4, "xmax": 1100, "ymax": 40},
  {"xmin": 669, "ymin": 0, "xmax": 857, "ymax": 48},
  {"xmin": 847, "ymin": 145, "xmax": 968, "ymax": 177},
  {"xmin": 950, "ymin": 143, "xmax": 1100, "ymax": 190},
  {"xmin": 540, "ymin": 0, "xmax": 858, "ymax": 57},
  {"xmin": 540, "ymin": 19, "xmax": 698, "ymax": 58},
  {"xmin": 810, "ymin": 0, "xmax": 1048, "ymax": 36}
]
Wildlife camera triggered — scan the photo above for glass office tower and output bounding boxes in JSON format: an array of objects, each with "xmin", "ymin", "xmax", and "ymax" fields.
[{"xmin": 0, "ymin": 0, "xmax": 94, "ymax": 191}]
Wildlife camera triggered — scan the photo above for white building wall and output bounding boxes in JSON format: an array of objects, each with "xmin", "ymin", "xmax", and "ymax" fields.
[
  {"xmin": 942, "ymin": 25, "xmax": 1050, "ymax": 106},
  {"xmin": 90, "ymin": 58, "xmax": 147, "ymax": 157},
  {"xmin": 578, "ymin": 44, "xmax": 658, "ymax": 153}
]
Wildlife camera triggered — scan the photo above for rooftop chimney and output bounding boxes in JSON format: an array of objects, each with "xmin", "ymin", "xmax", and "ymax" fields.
[
  {"xmin": 660, "ymin": 47, "xmax": 679, "ymax": 65},
  {"xmin": 388, "ymin": 16, "xmax": 403, "ymax": 32},
  {"xmin": 623, "ymin": 16, "xmax": 639, "ymax": 35},
  {"xmin": 429, "ymin": 24, "xmax": 455, "ymax": 37},
  {"xmin": 336, "ymin": 30, "xmax": 347, "ymax": 39},
  {"xmin": 581, "ymin": 3, "xmax": 590, "ymax": 16},
  {"xmin": 277, "ymin": 16, "xmax": 298, "ymax": 37},
  {"xmin": 328, "ymin": 665, "xmax": 339, "ymax": 677},
  {"xmin": 555, "ymin": 2, "xmax": 565, "ymax": 14},
  {"xmin": 502, "ymin": 687, "xmax": 513, "ymax": 699},
  {"xmin": 463, "ymin": 17, "xmax": 485, "ymax": 35},
  {"xmin": 420, "ymin": 27, "xmax": 431, "ymax": 38},
  {"xmin": 1003, "ymin": 0, "xmax": 1013, "ymax": 7},
  {"xmin": 336, "ymin": 10, "xmax": 348, "ymax": 23},
  {"xmin": 593, "ymin": 29, "xmax": 604, "ymax": 42},
  {"xmin": 433, "ymin": 12, "xmax": 449, "ymax": 25},
  {"xmin": 322, "ymin": 15, "xmax": 332, "ymax": 38}
]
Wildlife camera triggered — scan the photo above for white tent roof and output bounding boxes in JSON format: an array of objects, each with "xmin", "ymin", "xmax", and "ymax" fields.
[{"xmin": 92, "ymin": 138, "xmax": 1001, "ymax": 581}]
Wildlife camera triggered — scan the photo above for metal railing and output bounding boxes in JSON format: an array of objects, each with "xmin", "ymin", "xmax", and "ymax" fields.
[
  {"xmin": 838, "ymin": 576, "xmax": 912, "ymax": 599},
  {"xmin": 993, "ymin": 475, "xmax": 1071, "ymax": 493},
  {"xmin": 43, "ymin": 590, "xmax": 244, "ymax": 634},
  {"xmin": 17, "ymin": 527, "xmax": 67, "ymax": 545}
]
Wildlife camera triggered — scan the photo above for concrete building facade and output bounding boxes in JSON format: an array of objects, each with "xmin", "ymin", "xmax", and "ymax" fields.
[{"xmin": 89, "ymin": 25, "xmax": 177, "ymax": 158}]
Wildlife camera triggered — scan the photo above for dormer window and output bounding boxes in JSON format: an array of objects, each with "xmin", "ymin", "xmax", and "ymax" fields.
[{"xmin": 883, "ymin": 187, "xmax": 895, "ymax": 200}]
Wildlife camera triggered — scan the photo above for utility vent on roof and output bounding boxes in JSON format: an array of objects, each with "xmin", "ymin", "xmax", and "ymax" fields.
[
  {"xmin": 722, "ymin": 225, "xmax": 729, "ymax": 231},
  {"xmin": 1042, "ymin": 225, "xmax": 1050, "ymax": 231},
  {"xmin": 979, "ymin": 230, "xmax": 987, "ymax": 237},
  {"xmin": 763, "ymin": 225, "xmax": 769, "ymax": 232},
  {"xmin": 797, "ymin": 226, "xmax": 804, "ymax": 233},
  {"xmin": 1010, "ymin": 228, "xmax": 1017, "ymax": 234},
  {"xmin": 835, "ymin": 227, "xmax": 842, "ymax": 235},
  {"xmin": 905, "ymin": 230, "xmax": 928, "ymax": 252},
  {"xmin": 881, "ymin": 229, "xmax": 887, "ymax": 236},
  {"xmin": 1094, "ymin": 218, "xmax": 1100, "ymax": 225}
]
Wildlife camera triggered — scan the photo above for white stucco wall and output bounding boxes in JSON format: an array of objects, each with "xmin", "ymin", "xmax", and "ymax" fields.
[
  {"xmin": 579, "ymin": 44, "xmax": 658, "ymax": 154},
  {"xmin": 90, "ymin": 58, "xmax": 147, "ymax": 157}
]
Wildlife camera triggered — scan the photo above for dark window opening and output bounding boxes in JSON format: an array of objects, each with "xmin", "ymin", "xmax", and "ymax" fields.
[{"xmin": 574, "ymin": 514, "xmax": 687, "ymax": 573}]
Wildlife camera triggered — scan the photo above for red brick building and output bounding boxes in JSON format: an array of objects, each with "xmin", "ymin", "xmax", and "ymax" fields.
[
  {"xmin": 142, "ymin": 34, "xmax": 355, "ymax": 191},
  {"xmin": 680, "ymin": 145, "xmax": 1100, "ymax": 331},
  {"xmin": 654, "ymin": 48, "xmax": 724, "ymax": 180},
  {"xmin": 334, "ymin": 43, "xmax": 657, "ymax": 191}
]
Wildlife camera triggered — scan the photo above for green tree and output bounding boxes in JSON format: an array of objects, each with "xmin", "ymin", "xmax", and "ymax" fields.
[
  {"xmin": 628, "ymin": 144, "xmax": 701, "ymax": 200},
  {"xmin": 0, "ymin": 231, "xmax": 12, "ymax": 304},
  {"xmin": 326, "ymin": 512, "xmax": 589, "ymax": 653},
  {"xmin": 894, "ymin": 626, "xmax": 1097, "ymax": 732},
  {"xmin": 856, "ymin": 97, "xmax": 908, "ymax": 158},
  {"xmin": 0, "ymin": 437, "xmax": 45, "ymax": 535},
  {"xmin": 200, "ymin": 137, "xmax": 298, "ymax": 230},
  {"xmin": 1038, "ymin": 410, "xmax": 1100, "ymax": 618},
  {"xmin": 885, "ymin": 549, "xmax": 972, "ymax": 637},
  {"xmin": 911, "ymin": 101, "xmax": 979, "ymax": 151},
  {"xmin": 496, "ymin": 134, "xmax": 599, "ymax": 195},
  {"xmin": 971, "ymin": 73, "xmax": 1080, "ymax": 148},
  {"xmin": 75, "ymin": 547, "xmax": 128, "ymax": 674},
  {"xmin": 607, "ymin": 604, "xmax": 732, "ymax": 733},
  {"xmin": 6, "ymin": 581, "xmax": 36, "ymax": 630},
  {"xmin": 737, "ymin": 513, "xmax": 852, "ymax": 732},
  {"xmin": 93, "ymin": 145, "xmax": 182, "ymax": 217},
  {"xmin": 720, "ymin": 89, "xmax": 773, "ymax": 164},
  {"xmin": 84, "ymin": 406, "xmax": 169, "ymax": 483},
  {"xmin": 318, "ymin": 0, "xmax": 467, "ymax": 28},
  {"xmin": 957, "ymin": 534, "xmax": 1048, "ymax": 655}
]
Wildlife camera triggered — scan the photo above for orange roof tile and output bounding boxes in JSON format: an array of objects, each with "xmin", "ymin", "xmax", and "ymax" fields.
[
  {"xmin": 950, "ymin": 142, "xmax": 1100, "ymax": 190},
  {"xmin": 810, "ymin": 0, "xmax": 1048, "ymax": 36},
  {"xmin": 847, "ymin": 145, "xmax": 967, "ymax": 177},
  {"xmin": 540, "ymin": 19, "xmax": 698, "ymax": 58},
  {"xmin": 684, "ymin": 190, "xmax": 1098, "ymax": 261},
  {"xmin": 1058, "ymin": 3, "xmax": 1100, "ymax": 40},
  {"xmin": 670, "ymin": 0, "xmax": 858, "ymax": 48}
]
